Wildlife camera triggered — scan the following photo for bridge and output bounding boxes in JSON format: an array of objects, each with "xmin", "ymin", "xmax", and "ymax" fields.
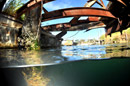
[
  {"xmin": 16, "ymin": 0, "xmax": 130, "ymax": 35},
  {"xmin": 0, "ymin": 0, "xmax": 130, "ymax": 48}
]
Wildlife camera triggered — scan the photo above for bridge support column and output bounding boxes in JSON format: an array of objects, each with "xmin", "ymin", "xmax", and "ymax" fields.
[{"xmin": 20, "ymin": 2, "xmax": 42, "ymax": 49}]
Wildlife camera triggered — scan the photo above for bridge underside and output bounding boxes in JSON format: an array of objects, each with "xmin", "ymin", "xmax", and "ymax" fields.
[{"xmin": 0, "ymin": 0, "xmax": 130, "ymax": 37}]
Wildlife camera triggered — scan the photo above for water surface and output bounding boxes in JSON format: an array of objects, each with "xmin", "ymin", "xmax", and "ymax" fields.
[
  {"xmin": 0, "ymin": 43, "xmax": 130, "ymax": 67},
  {"xmin": 0, "ymin": 44, "xmax": 130, "ymax": 86}
]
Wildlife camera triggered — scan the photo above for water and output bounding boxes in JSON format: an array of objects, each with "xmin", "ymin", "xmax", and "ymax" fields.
[{"xmin": 0, "ymin": 44, "xmax": 130, "ymax": 86}]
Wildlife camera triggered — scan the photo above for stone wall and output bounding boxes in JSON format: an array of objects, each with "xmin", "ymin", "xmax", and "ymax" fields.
[
  {"xmin": 0, "ymin": 14, "xmax": 22, "ymax": 48},
  {"xmin": 0, "ymin": 25, "xmax": 18, "ymax": 48}
]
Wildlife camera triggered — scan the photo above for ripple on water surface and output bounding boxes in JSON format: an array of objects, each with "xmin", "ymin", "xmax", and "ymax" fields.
[{"xmin": 0, "ymin": 44, "xmax": 130, "ymax": 68}]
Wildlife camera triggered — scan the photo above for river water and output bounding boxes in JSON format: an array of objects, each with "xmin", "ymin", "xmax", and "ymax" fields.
[{"xmin": 0, "ymin": 43, "xmax": 130, "ymax": 86}]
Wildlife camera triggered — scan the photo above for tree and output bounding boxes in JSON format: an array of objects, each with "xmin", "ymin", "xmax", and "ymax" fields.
[
  {"xmin": 100, "ymin": 34, "xmax": 105, "ymax": 40},
  {"xmin": 3, "ymin": 0, "xmax": 24, "ymax": 17},
  {"xmin": 80, "ymin": 39, "xmax": 85, "ymax": 43}
]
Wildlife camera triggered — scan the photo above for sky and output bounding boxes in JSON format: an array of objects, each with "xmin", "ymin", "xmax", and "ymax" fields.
[{"xmin": 42, "ymin": 0, "xmax": 109, "ymax": 40}]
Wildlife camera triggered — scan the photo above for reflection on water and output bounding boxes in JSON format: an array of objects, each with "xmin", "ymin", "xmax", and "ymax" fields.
[
  {"xmin": 62, "ymin": 45, "xmax": 106, "ymax": 60},
  {"xmin": 1, "ymin": 43, "xmax": 130, "ymax": 67},
  {"xmin": 1, "ymin": 43, "xmax": 130, "ymax": 86}
]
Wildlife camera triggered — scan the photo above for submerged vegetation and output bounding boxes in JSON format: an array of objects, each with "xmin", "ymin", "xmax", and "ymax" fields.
[{"xmin": 22, "ymin": 67, "xmax": 50, "ymax": 86}]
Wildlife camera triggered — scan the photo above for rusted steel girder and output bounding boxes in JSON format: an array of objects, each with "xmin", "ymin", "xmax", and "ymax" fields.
[
  {"xmin": 42, "ymin": 19, "xmax": 105, "ymax": 31},
  {"xmin": 69, "ymin": 16, "xmax": 80, "ymax": 25},
  {"xmin": 42, "ymin": 7, "xmax": 116, "ymax": 21},
  {"xmin": 84, "ymin": 0, "xmax": 97, "ymax": 7},
  {"xmin": 16, "ymin": 0, "xmax": 54, "ymax": 18},
  {"xmin": 105, "ymin": 18, "xmax": 130, "ymax": 37},
  {"xmin": 85, "ymin": 0, "xmax": 106, "ymax": 8},
  {"xmin": 43, "ymin": 16, "xmax": 101, "ymax": 30},
  {"xmin": 42, "ymin": 22, "xmax": 105, "ymax": 31},
  {"xmin": 42, "ymin": 16, "xmax": 103, "ymax": 31},
  {"xmin": 105, "ymin": 19, "xmax": 119, "ymax": 36},
  {"xmin": 108, "ymin": 0, "xmax": 127, "ymax": 6},
  {"xmin": 97, "ymin": 0, "xmax": 106, "ymax": 8},
  {"xmin": 104, "ymin": 0, "xmax": 130, "ymax": 36},
  {"xmin": 69, "ymin": 0, "xmax": 98, "ymax": 25}
]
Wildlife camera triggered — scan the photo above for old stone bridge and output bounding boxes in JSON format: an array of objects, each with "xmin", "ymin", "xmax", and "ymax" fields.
[{"xmin": 0, "ymin": 0, "xmax": 130, "ymax": 48}]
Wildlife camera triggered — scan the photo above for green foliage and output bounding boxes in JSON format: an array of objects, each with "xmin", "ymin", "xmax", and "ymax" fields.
[
  {"xmin": 100, "ymin": 34, "xmax": 105, "ymax": 40},
  {"xmin": 3, "ymin": 0, "xmax": 24, "ymax": 16},
  {"xmin": 112, "ymin": 32, "xmax": 120, "ymax": 37},
  {"xmin": 20, "ymin": 14, "xmax": 25, "ymax": 21},
  {"xmin": 113, "ymin": 37, "xmax": 119, "ymax": 41},
  {"xmin": 100, "ymin": 27, "xmax": 130, "ymax": 44},
  {"xmin": 87, "ymin": 39, "xmax": 97, "ymax": 43},
  {"xmin": 29, "ymin": 39, "xmax": 40, "ymax": 50},
  {"xmin": 80, "ymin": 39, "xmax": 85, "ymax": 43},
  {"xmin": 123, "ymin": 28, "xmax": 130, "ymax": 34}
]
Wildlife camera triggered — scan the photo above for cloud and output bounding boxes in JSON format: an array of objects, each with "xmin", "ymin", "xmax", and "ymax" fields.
[{"xmin": 44, "ymin": 0, "xmax": 73, "ymax": 11}]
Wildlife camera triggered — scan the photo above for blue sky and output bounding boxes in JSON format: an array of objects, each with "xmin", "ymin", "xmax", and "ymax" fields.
[
  {"xmin": 51, "ymin": 28, "xmax": 105, "ymax": 40},
  {"xmin": 42, "ymin": 0, "xmax": 109, "ymax": 40}
]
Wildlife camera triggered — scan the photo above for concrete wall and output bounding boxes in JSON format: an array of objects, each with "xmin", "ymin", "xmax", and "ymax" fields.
[{"xmin": 40, "ymin": 31, "xmax": 61, "ymax": 48}]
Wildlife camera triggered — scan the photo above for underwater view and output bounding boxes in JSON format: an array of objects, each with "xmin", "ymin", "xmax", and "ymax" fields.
[{"xmin": 0, "ymin": 43, "xmax": 130, "ymax": 86}]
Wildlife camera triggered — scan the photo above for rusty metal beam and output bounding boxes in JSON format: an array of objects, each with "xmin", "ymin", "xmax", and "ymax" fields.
[
  {"xmin": 108, "ymin": 0, "xmax": 127, "ymax": 6},
  {"xmin": 105, "ymin": 17, "xmax": 130, "ymax": 36},
  {"xmin": 42, "ymin": 19, "xmax": 105, "ymax": 31},
  {"xmin": 105, "ymin": 26, "xmax": 113, "ymax": 37},
  {"xmin": 117, "ymin": 0, "xmax": 127, "ymax": 6},
  {"xmin": 116, "ymin": 20, "xmax": 122, "ymax": 31},
  {"xmin": 16, "ymin": 0, "xmax": 54, "ymax": 18},
  {"xmin": 87, "ymin": 17, "xmax": 100, "ymax": 22},
  {"xmin": 42, "ymin": 16, "xmax": 101, "ymax": 31},
  {"xmin": 43, "ymin": 7, "xmax": 48, "ymax": 13},
  {"xmin": 85, "ymin": 0, "xmax": 106, "ymax": 8},
  {"xmin": 84, "ymin": 0, "xmax": 97, "ymax": 7},
  {"xmin": 105, "ymin": 19, "xmax": 124, "ymax": 36},
  {"xmin": 69, "ymin": 0, "xmax": 98, "ymax": 26},
  {"xmin": 42, "ymin": 7, "xmax": 116, "ymax": 21},
  {"xmin": 69, "ymin": 16, "xmax": 80, "ymax": 25},
  {"xmin": 96, "ymin": 0, "xmax": 106, "ymax": 8},
  {"xmin": 43, "ymin": 22, "xmax": 105, "ymax": 31},
  {"xmin": 69, "ymin": 0, "xmax": 97, "ymax": 27}
]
